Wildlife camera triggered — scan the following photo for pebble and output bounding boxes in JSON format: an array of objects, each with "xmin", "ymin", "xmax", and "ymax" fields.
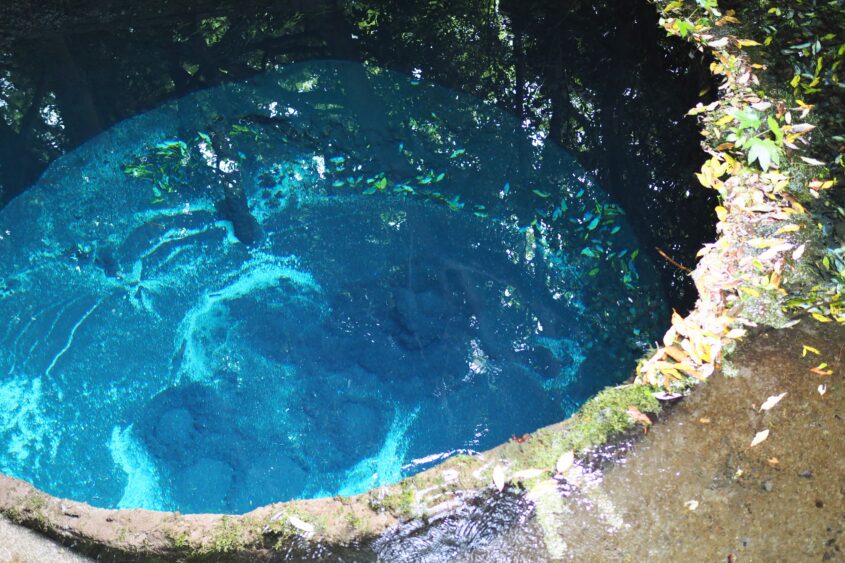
[
  {"xmin": 762, "ymin": 480, "xmax": 774, "ymax": 492},
  {"xmin": 799, "ymin": 470, "xmax": 814, "ymax": 479}
]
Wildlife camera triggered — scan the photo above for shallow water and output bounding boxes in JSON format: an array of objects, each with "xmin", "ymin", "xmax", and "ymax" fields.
[{"xmin": 0, "ymin": 60, "xmax": 666, "ymax": 513}]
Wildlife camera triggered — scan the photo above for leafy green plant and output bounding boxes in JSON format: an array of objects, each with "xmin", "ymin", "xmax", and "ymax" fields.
[{"xmin": 725, "ymin": 108, "xmax": 783, "ymax": 171}]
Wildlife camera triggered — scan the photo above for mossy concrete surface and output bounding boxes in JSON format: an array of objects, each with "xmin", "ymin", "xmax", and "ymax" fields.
[{"xmin": 0, "ymin": 380, "xmax": 663, "ymax": 560}]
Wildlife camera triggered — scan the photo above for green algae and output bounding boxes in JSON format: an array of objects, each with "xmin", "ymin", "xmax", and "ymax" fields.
[
  {"xmin": 512, "ymin": 384, "xmax": 660, "ymax": 472},
  {"xmin": 368, "ymin": 479, "xmax": 418, "ymax": 519}
]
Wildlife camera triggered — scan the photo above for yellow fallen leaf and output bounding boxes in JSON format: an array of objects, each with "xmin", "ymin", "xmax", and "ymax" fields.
[
  {"xmin": 808, "ymin": 180, "xmax": 834, "ymax": 190},
  {"xmin": 699, "ymin": 417, "xmax": 711, "ymax": 424},
  {"xmin": 811, "ymin": 313, "xmax": 832, "ymax": 323},
  {"xmin": 775, "ymin": 224, "xmax": 801, "ymax": 234},
  {"xmin": 714, "ymin": 114, "xmax": 734, "ymax": 126},
  {"xmin": 674, "ymin": 362, "xmax": 704, "ymax": 378},
  {"xmin": 736, "ymin": 38, "xmax": 762, "ymax": 47},
  {"xmin": 750, "ymin": 429, "xmax": 770, "ymax": 447},
  {"xmin": 810, "ymin": 363, "xmax": 833, "ymax": 376},
  {"xmin": 760, "ymin": 392, "xmax": 786, "ymax": 411},
  {"xmin": 663, "ymin": 345, "xmax": 688, "ymax": 363},
  {"xmin": 739, "ymin": 286, "xmax": 761, "ymax": 297},
  {"xmin": 802, "ymin": 345, "xmax": 821, "ymax": 357},
  {"xmin": 749, "ymin": 238, "xmax": 787, "ymax": 248}
]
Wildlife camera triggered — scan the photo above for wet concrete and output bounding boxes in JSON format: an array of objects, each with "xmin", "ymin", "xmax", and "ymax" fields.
[
  {"xmin": 465, "ymin": 321, "xmax": 845, "ymax": 562},
  {"xmin": 0, "ymin": 516, "xmax": 90, "ymax": 562}
]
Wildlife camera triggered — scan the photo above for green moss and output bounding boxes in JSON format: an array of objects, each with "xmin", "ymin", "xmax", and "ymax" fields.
[
  {"xmin": 449, "ymin": 454, "xmax": 476, "ymax": 465},
  {"xmin": 738, "ymin": 289, "xmax": 794, "ymax": 328},
  {"xmin": 198, "ymin": 516, "xmax": 249, "ymax": 555},
  {"xmin": 368, "ymin": 481, "xmax": 417, "ymax": 518},
  {"xmin": 165, "ymin": 528, "xmax": 192, "ymax": 550},
  {"xmin": 24, "ymin": 494, "xmax": 47, "ymax": 512},
  {"xmin": 263, "ymin": 506, "xmax": 326, "ymax": 552},
  {"xmin": 515, "ymin": 384, "xmax": 660, "ymax": 471},
  {"xmin": 345, "ymin": 510, "xmax": 365, "ymax": 531},
  {"xmin": 4, "ymin": 507, "xmax": 23, "ymax": 524}
]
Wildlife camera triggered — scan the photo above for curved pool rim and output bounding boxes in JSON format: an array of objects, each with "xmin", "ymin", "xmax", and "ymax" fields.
[{"xmin": 0, "ymin": 387, "xmax": 659, "ymax": 559}]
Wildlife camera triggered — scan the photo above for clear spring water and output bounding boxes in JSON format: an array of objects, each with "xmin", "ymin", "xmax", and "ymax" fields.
[{"xmin": 0, "ymin": 60, "xmax": 666, "ymax": 514}]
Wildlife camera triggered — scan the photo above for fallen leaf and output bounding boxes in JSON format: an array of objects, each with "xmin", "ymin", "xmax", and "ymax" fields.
[
  {"xmin": 802, "ymin": 344, "xmax": 821, "ymax": 357},
  {"xmin": 800, "ymin": 156, "xmax": 825, "ymax": 166},
  {"xmin": 811, "ymin": 313, "xmax": 832, "ymax": 323},
  {"xmin": 810, "ymin": 364, "xmax": 833, "ymax": 376},
  {"xmin": 750, "ymin": 429, "xmax": 770, "ymax": 447},
  {"xmin": 767, "ymin": 457, "xmax": 779, "ymax": 465},
  {"xmin": 556, "ymin": 451, "xmax": 575, "ymax": 475},
  {"xmin": 749, "ymin": 237, "xmax": 787, "ymax": 249},
  {"xmin": 492, "ymin": 465, "xmax": 506, "ymax": 491},
  {"xmin": 725, "ymin": 328, "xmax": 747, "ymax": 339},
  {"xmin": 818, "ymin": 384, "xmax": 827, "ymax": 396},
  {"xmin": 684, "ymin": 499, "xmax": 699, "ymax": 511},
  {"xmin": 790, "ymin": 123, "xmax": 815, "ymax": 133},
  {"xmin": 760, "ymin": 392, "xmax": 787, "ymax": 411},
  {"xmin": 288, "ymin": 516, "xmax": 315, "ymax": 534},
  {"xmin": 792, "ymin": 244, "xmax": 806, "ymax": 261},
  {"xmin": 699, "ymin": 417, "xmax": 712, "ymax": 424},
  {"xmin": 663, "ymin": 345, "xmax": 688, "ymax": 363},
  {"xmin": 627, "ymin": 406, "xmax": 653, "ymax": 432}
]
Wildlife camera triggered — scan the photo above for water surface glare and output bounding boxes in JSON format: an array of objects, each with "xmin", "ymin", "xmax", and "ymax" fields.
[{"xmin": 0, "ymin": 61, "xmax": 666, "ymax": 513}]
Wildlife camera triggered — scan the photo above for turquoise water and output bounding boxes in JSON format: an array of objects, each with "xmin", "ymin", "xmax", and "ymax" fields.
[{"xmin": 0, "ymin": 61, "xmax": 665, "ymax": 514}]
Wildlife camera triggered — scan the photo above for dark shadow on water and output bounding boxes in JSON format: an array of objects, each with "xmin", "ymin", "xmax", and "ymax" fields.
[{"xmin": 0, "ymin": 0, "xmax": 716, "ymax": 311}]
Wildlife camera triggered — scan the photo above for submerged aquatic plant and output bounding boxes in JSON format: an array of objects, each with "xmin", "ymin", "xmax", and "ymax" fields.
[{"xmin": 122, "ymin": 139, "xmax": 191, "ymax": 201}]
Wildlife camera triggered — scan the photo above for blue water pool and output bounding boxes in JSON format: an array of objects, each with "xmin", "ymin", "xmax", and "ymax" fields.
[{"xmin": 0, "ymin": 60, "xmax": 666, "ymax": 513}]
